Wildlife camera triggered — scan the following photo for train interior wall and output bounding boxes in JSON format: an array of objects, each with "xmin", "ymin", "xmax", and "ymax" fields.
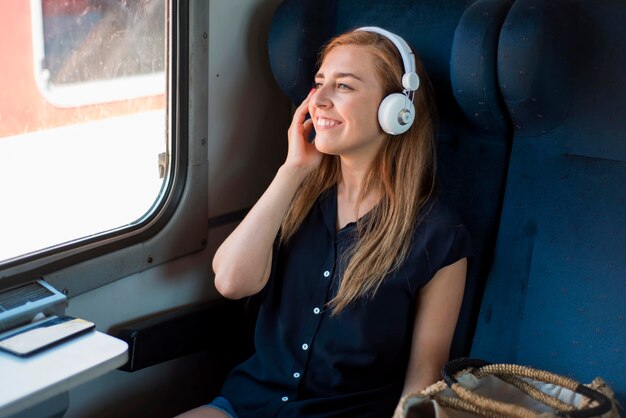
[{"xmin": 59, "ymin": 1, "xmax": 289, "ymax": 416}]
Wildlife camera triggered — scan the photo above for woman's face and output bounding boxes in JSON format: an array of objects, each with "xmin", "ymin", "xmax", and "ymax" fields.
[{"xmin": 309, "ymin": 45, "xmax": 386, "ymax": 161}]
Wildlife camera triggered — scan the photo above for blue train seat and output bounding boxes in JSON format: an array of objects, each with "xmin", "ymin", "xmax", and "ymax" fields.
[
  {"xmin": 268, "ymin": 0, "xmax": 514, "ymax": 358},
  {"xmin": 470, "ymin": 0, "xmax": 626, "ymax": 409}
]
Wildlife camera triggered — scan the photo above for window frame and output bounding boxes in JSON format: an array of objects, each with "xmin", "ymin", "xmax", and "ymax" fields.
[{"xmin": 0, "ymin": 0, "xmax": 208, "ymax": 295}]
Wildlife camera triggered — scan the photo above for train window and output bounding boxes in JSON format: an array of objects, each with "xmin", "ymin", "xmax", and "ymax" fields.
[{"xmin": 0, "ymin": 0, "xmax": 170, "ymax": 265}]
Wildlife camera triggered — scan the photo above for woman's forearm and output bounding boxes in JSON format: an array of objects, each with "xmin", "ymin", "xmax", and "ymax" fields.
[{"xmin": 212, "ymin": 164, "xmax": 309, "ymax": 299}]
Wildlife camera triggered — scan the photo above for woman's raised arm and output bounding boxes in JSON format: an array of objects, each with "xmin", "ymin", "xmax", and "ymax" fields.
[{"xmin": 212, "ymin": 90, "xmax": 321, "ymax": 299}]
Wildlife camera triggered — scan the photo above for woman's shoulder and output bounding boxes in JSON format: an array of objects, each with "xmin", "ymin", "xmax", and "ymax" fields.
[
  {"xmin": 411, "ymin": 194, "xmax": 472, "ymax": 268},
  {"xmin": 417, "ymin": 194, "xmax": 466, "ymax": 231}
]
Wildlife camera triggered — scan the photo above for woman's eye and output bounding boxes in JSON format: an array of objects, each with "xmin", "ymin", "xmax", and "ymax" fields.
[{"xmin": 312, "ymin": 81, "xmax": 352, "ymax": 90}]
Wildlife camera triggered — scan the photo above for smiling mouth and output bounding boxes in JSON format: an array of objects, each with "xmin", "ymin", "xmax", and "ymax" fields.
[{"xmin": 316, "ymin": 117, "xmax": 341, "ymax": 128}]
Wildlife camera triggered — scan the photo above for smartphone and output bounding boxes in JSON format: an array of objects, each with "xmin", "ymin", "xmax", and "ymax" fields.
[{"xmin": 0, "ymin": 316, "xmax": 95, "ymax": 357}]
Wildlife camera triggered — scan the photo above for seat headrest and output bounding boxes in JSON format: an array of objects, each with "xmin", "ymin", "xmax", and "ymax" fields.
[
  {"xmin": 268, "ymin": 0, "xmax": 469, "ymax": 108},
  {"xmin": 497, "ymin": 1, "xmax": 581, "ymax": 137},
  {"xmin": 451, "ymin": 0, "xmax": 513, "ymax": 136}
]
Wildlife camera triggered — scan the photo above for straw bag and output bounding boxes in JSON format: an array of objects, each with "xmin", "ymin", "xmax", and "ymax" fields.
[{"xmin": 394, "ymin": 358, "xmax": 620, "ymax": 418}]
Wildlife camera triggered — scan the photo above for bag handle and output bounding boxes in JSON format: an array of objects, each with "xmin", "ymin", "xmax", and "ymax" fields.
[
  {"xmin": 398, "ymin": 380, "xmax": 504, "ymax": 418},
  {"xmin": 442, "ymin": 358, "xmax": 612, "ymax": 418},
  {"xmin": 447, "ymin": 359, "xmax": 578, "ymax": 412}
]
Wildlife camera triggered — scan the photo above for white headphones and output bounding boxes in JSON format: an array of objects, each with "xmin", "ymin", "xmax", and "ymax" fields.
[{"xmin": 356, "ymin": 26, "xmax": 420, "ymax": 135}]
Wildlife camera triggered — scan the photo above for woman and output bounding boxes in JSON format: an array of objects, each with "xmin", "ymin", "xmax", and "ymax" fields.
[{"xmin": 178, "ymin": 27, "xmax": 470, "ymax": 418}]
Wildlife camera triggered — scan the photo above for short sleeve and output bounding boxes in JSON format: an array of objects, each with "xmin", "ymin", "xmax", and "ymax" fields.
[
  {"xmin": 440, "ymin": 217, "xmax": 473, "ymax": 269},
  {"xmin": 413, "ymin": 198, "xmax": 473, "ymax": 285}
]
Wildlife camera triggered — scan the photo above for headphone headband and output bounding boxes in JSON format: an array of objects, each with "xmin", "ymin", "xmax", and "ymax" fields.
[{"xmin": 355, "ymin": 26, "xmax": 419, "ymax": 92}]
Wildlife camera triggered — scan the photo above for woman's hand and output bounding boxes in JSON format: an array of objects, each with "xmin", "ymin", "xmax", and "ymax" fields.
[{"xmin": 285, "ymin": 89, "xmax": 323, "ymax": 175}]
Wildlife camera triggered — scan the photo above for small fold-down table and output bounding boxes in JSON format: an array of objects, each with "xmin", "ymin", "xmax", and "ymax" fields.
[{"xmin": 0, "ymin": 330, "xmax": 128, "ymax": 417}]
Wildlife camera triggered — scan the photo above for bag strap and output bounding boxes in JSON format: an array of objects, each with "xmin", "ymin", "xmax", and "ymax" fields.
[
  {"xmin": 495, "ymin": 373, "xmax": 576, "ymax": 412},
  {"xmin": 399, "ymin": 380, "xmax": 519, "ymax": 418},
  {"xmin": 442, "ymin": 358, "xmax": 613, "ymax": 418}
]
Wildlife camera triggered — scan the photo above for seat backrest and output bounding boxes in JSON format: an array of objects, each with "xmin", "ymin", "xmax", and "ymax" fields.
[
  {"xmin": 445, "ymin": 0, "xmax": 513, "ymax": 357},
  {"xmin": 268, "ymin": 0, "xmax": 513, "ymax": 357},
  {"xmin": 470, "ymin": 0, "xmax": 626, "ymax": 408}
]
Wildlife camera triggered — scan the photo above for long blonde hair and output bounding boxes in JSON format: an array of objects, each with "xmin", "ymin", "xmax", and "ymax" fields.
[{"xmin": 281, "ymin": 29, "xmax": 437, "ymax": 314}]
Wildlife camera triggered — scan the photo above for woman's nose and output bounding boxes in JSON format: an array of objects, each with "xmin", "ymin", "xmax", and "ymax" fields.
[{"xmin": 309, "ymin": 84, "xmax": 331, "ymax": 109}]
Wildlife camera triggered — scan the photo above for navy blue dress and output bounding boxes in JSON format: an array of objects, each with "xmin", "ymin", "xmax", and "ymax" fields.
[{"xmin": 220, "ymin": 186, "xmax": 472, "ymax": 417}]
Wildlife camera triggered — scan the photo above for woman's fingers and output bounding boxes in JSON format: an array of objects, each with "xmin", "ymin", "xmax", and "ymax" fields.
[
  {"xmin": 289, "ymin": 89, "xmax": 316, "ymax": 139},
  {"xmin": 293, "ymin": 89, "xmax": 316, "ymax": 123},
  {"xmin": 303, "ymin": 118, "xmax": 314, "ymax": 138},
  {"xmin": 285, "ymin": 89, "xmax": 321, "ymax": 172}
]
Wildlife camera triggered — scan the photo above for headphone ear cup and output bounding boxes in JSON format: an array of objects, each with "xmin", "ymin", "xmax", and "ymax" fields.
[{"xmin": 378, "ymin": 93, "xmax": 416, "ymax": 135}]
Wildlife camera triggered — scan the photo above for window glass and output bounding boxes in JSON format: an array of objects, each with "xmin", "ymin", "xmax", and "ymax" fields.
[
  {"xmin": 0, "ymin": 0, "xmax": 169, "ymax": 263},
  {"xmin": 41, "ymin": 0, "xmax": 165, "ymax": 85}
]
